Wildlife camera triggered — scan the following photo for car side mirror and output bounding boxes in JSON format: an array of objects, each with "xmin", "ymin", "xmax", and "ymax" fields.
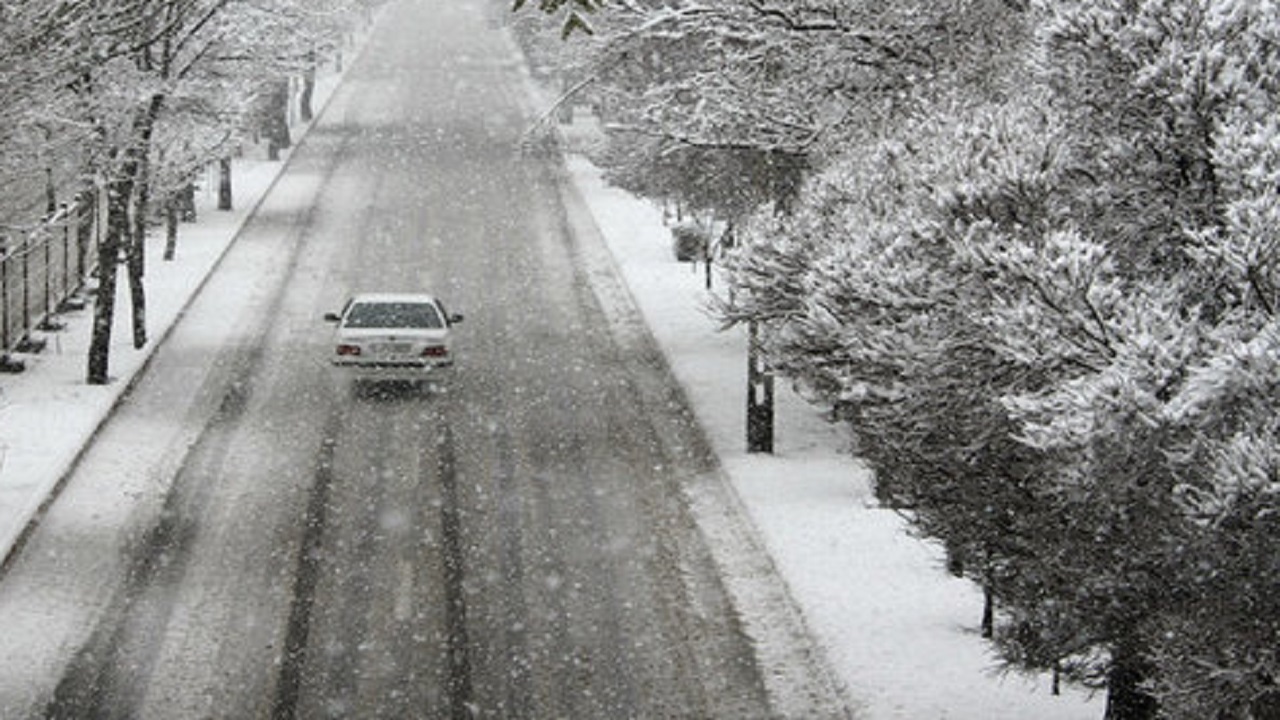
[
  {"xmin": 323, "ymin": 312, "xmax": 341, "ymax": 323},
  {"xmin": 448, "ymin": 313, "xmax": 464, "ymax": 325}
]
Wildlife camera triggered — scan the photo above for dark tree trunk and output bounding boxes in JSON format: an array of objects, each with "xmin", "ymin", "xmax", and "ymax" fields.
[
  {"xmin": 164, "ymin": 193, "xmax": 178, "ymax": 261},
  {"xmin": 87, "ymin": 184, "xmax": 128, "ymax": 384},
  {"xmin": 87, "ymin": 93, "xmax": 163, "ymax": 378},
  {"xmin": 128, "ymin": 193, "xmax": 147, "ymax": 349},
  {"xmin": 1105, "ymin": 641, "xmax": 1159, "ymax": 720},
  {"xmin": 218, "ymin": 157, "xmax": 233, "ymax": 210},
  {"xmin": 128, "ymin": 150, "xmax": 154, "ymax": 349},
  {"xmin": 76, "ymin": 187, "xmax": 95, "ymax": 289},
  {"xmin": 265, "ymin": 79, "xmax": 292, "ymax": 161},
  {"xmin": 945, "ymin": 540, "xmax": 965, "ymax": 577},
  {"xmin": 300, "ymin": 52, "xmax": 316, "ymax": 123},
  {"xmin": 981, "ymin": 585, "xmax": 994, "ymax": 639},
  {"xmin": 179, "ymin": 182, "xmax": 196, "ymax": 221},
  {"xmin": 127, "ymin": 241, "xmax": 146, "ymax": 348},
  {"xmin": 45, "ymin": 167, "xmax": 58, "ymax": 216}
]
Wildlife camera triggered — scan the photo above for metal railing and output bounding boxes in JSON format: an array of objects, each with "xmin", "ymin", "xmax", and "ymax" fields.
[{"xmin": 1, "ymin": 201, "xmax": 96, "ymax": 364}]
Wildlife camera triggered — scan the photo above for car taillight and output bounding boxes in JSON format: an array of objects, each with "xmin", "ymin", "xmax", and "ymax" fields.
[
  {"xmin": 421, "ymin": 345, "xmax": 448, "ymax": 358},
  {"xmin": 336, "ymin": 344, "xmax": 362, "ymax": 356}
]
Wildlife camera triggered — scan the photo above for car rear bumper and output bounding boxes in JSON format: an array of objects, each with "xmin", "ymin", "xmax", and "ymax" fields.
[{"xmin": 331, "ymin": 359, "xmax": 454, "ymax": 382}]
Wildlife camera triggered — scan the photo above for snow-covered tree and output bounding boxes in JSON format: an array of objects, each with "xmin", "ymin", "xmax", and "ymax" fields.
[
  {"xmin": 0, "ymin": 1, "xmax": 92, "ymax": 225},
  {"xmin": 993, "ymin": 3, "xmax": 1280, "ymax": 716},
  {"xmin": 520, "ymin": 0, "xmax": 1027, "ymax": 222},
  {"xmin": 718, "ymin": 1, "xmax": 1280, "ymax": 717},
  {"xmin": 0, "ymin": 0, "xmax": 369, "ymax": 382}
]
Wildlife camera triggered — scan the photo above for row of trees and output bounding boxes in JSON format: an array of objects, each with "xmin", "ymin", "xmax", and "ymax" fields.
[
  {"xmin": 522, "ymin": 1, "xmax": 1280, "ymax": 718},
  {"xmin": 0, "ymin": 0, "xmax": 380, "ymax": 383}
]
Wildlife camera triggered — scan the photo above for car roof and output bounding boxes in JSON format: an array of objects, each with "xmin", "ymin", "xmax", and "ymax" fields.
[{"xmin": 347, "ymin": 292, "xmax": 441, "ymax": 305}]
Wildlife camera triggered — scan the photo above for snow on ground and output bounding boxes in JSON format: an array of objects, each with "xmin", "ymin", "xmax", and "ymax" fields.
[{"xmin": 0, "ymin": 25, "xmax": 1103, "ymax": 720}]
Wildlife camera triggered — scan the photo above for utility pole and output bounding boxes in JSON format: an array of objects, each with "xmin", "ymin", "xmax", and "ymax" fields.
[{"xmin": 746, "ymin": 320, "xmax": 774, "ymax": 453}]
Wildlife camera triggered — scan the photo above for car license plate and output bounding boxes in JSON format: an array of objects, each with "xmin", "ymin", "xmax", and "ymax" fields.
[{"xmin": 371, "ymin": 343, "xmax": 411, "ymax": 355}]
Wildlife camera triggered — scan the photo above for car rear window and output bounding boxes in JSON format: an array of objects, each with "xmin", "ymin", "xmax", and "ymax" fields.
[{"xmin": 344, "ymin": 301, "xmax": 443, "ymax": 329}]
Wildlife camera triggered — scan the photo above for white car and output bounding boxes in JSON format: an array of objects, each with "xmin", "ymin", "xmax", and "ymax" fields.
[{"xmin": 324, "ymin": 293, "xmax": 462, "ymax": 386}]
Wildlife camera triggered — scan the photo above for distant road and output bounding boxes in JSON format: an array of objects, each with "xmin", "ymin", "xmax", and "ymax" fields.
[{"xmin": 0, "ymin": 0, "xmax": 792, "ymax": 717}]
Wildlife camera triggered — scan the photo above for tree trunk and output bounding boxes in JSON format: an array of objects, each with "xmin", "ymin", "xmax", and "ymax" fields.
[
  {"xmin": 1105, "ymin": 641, "xmax": 1158, "ymax": 720},
  {"xmin": 127, "ymin": 204, "xmax": 147, "ymax": 349},
  {"xmin": 45, "ymin": 167, "xmax": 58, "ymax": 216},
  {"xmin": 164, "ymin": 193, "xmax": 178, "ymax": 261},
  {"xmin": 981, "ymin": 585, "xmax": 994, "ymax": 639},
  {"xmin": 746, "ymin": 320, "xmax": 774, "ymax": 453},
  {"xmin": 87, "ymin": 93, "xmax": 164, "ymax": 379},
  {"xmin": 87, "ymin": 184, "xmax": 127, "ymax": 384},
  {"xmin": 218, "ymin": 157, "xmax": 233, "ymax": 210},
  {"xmin": 265, "ymin": 79, "xmax": 292, "ymax": 161},
  {"xmin": 945, "ymin": 540, "xmax": 965, "ymax": 576},
  {"xmin": 76, "ymin": 187, "xmax": 95, "ymax": 289},
  {"xmin": 179, "ymin": 182, "xmax": 196, "ymax": 221},
  {"xmin": 300, "ymin": 52, "xmax": 316, "ymax": 123},
  {"xmin": 128, "ymin": 165, "xmax": 150, "ymax": 349}
]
